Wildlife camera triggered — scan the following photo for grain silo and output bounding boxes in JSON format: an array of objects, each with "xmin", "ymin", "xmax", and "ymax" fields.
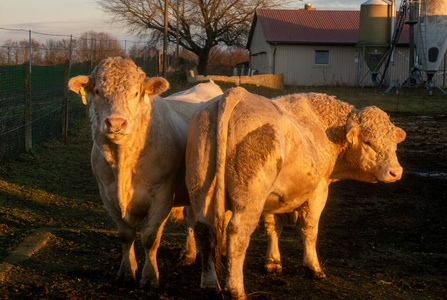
[
  {"xmin": 417, "ymin": 0, "xmax": 447, "ymax": 81},
  {"xmin": 357, "ymin": 0, "xmax": 392, "ymax": 84}
]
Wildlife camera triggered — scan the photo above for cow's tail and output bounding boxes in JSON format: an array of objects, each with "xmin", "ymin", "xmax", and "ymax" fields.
[{"xmin": 213, "ymin": 88, "xmax": 243, "ymax": 272}]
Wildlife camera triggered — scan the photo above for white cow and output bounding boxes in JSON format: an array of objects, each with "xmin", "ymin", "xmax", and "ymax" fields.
[
  {"xmin": 68, "ymin": 57, "xmax": 222, "ymax": 289},
  {"xmin": 186, "ymin": 88, "xmax": 405, "ymax": 299}
]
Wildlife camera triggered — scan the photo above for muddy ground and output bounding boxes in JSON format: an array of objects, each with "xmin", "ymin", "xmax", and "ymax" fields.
[{"xmin": 0, "ymin": 112, "xmax": 446, "ymax": 299}]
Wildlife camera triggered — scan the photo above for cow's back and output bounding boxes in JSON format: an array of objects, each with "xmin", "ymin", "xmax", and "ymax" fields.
[{"xmin": 166, "ymin": 100, "xmax": 201, "ymax": 124}]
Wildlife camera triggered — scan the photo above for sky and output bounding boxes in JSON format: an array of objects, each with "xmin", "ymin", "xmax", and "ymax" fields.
[{"xmin": 0, "ymin": 0, "xmax": 365, "ymax": 45}]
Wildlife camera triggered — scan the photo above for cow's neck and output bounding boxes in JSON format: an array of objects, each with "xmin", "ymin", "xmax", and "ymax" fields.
[
  {"xmin": 99, "ymin": 110, "xmax": 151, "ymax": 214},
  {"xmin": 305, "ymin": 98, "xmax": 361, "ymax": 182}
]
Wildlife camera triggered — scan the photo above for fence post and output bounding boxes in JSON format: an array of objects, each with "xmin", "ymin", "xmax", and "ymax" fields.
[
  {"xmin": 85, "ymin": 61, "xmax": 91, "ymax": 122},
  {"xmin": 28, "ymin": 30, "xmax": 32, "ymax": 74},
  {"xmin": 63, "ymin": 60, "xmax": 70, "ymax": 144},
  {"xmin": 90, "ymin": 38, "xmax": 95, "ymax": 71},
  {"xmin": 443, "ymin": 51, "xmax": 446, "ymax": 89},
  {"xmin": 24, "ymin": 62, "xmax": 32, "ymax": 152}
]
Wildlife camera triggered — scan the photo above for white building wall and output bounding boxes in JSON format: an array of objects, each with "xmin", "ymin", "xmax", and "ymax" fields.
[
  {"xmin": 274, "ymin": 44, "xmax": 360, "ymax": 86},
  {"xmin": 263, "ymin": 44, "xmax": 415, "ymax": 87},
  {"xmin": 248, "ymin": 22, "xmax": 270, "ymax": 74},
  {"xmin": 247, "ymin": 20, "xmax": 445, "ymax": 87}
]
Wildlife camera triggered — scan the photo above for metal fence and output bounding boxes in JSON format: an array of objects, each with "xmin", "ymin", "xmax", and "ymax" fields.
[
  {"xmin": 0, "ymin": 28, "xmax": 180, "ymax": 71},
  {"xmin": 0, "ymin": 56, "xmax": 165, "ymax": 162},
  {"xmin": 0, "ymin": 27, "xmax": 176, "ymax": 162},
  {"xmin": 0, "ymin": 62, "xmax": 82, "ymax": 161}
]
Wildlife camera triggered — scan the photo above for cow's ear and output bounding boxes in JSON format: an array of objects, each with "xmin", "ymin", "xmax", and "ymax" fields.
[
  {"xmin": 395, "ymin": 127, "xmax": 406, "ymax": 143},
  {"xmin": 346, "ymin": 125, "xmax": 360, "ymax": 145},
  {"xmin": 143, "ymin": 77, "xmax": 169, "ymax": 96},
  {"xmin": 68, "ymin": 75, "xmax": 92, "ymax": 105}
]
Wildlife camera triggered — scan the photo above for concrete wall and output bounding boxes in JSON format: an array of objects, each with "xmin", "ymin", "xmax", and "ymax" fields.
[{"xmin": 188, "ymin": 70, "xmax": 284, "ymax": 90}]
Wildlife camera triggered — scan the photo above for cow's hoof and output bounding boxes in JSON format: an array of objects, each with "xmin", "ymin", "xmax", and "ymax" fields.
[
  {"xmin": 178, "ymin": 251, "xmax": 196, "ymax": 265},
  {"xmin": 201, "ymin": 288, "xmax": 223, "ymax": 299},
  {"xmin": 304, "ymin": 266, "xmax": 326, "ymax": 279},
  {"xmin": 265, "ymin": 261, "xmax": 283, "ymax": 274},
  {"xmin": 139, "ymin": 279, "xmax": 159, "ymax": 290},
  {"xmin": 308, "ymin": 269, "xmax": 326, "ymax": 279},
  {"xmin": 224, "ymin": 291, "xmax": 247, "ymax": 300},
  {"xmin": 115, "ymin": 271, "xmax": 136, "ymax": 284},
  {"xmin": 313, "ymin": 270, "xmax": 326, "ymax": 279}
]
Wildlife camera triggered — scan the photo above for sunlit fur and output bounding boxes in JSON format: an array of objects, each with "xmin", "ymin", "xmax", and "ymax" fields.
[
  {"xmin": 186, "ymin": 88, "xmax": 406, "ymax": 299},
  {"xmin": 68, "ymin": 57, "xmax": 223, "ymax": 289}
]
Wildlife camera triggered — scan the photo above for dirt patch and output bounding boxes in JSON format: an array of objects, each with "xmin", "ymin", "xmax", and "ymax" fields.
[{"xmin": 0, "ymin": 113, "xmax": 446, "ymax": 299}]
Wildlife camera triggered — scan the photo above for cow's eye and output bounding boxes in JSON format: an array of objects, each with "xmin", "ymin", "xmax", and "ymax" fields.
[
  {"xmin": 95, "ymin": 90, "xmax": 100, "ymax": 96},
  {"xmin": 364, "ymin": 141, "xmax": 376, "ymax": 152},
  {"xmin": 135, "ymin": 91, "xmax": 139, "ymax": 97}
]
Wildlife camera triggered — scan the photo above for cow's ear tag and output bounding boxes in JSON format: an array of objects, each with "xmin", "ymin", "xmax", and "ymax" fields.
[
  {"xmin": 352, "ymin": 136, "xmax": 357, "ymax": 145},
  {"xmin": 80, "ymin": 86, "xmax": 87, "ymax": 105}
]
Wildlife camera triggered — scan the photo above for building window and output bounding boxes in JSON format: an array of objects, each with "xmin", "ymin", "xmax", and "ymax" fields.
[{"xmin": 315, "ymin": 50, "xmax": 330, "ymax": 65}]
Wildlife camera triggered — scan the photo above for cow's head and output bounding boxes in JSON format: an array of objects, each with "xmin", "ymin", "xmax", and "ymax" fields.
[
  {"xmin": 345, "ymin": 107, "xmax": 406, "ymax": 183},
  {"xmin": 68, "ymin": 57, "xmax": 169, "ymax": 143}
]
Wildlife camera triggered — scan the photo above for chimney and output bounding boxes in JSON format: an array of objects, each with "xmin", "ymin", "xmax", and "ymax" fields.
[{"xmin": 303, "ymin": 3, "xmax": 316, "ymax": 10}]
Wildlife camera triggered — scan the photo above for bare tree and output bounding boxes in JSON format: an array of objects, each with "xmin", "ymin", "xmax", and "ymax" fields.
[
  {"xmin": 97, "ymin": 0, "xmax": 288, "ymax": 74},
  {"xmin": 207, "ymin": 46, "xmax": 248, "ymax": 75},
  {"xmin": 127, "ymin": 42, "xmax": 145, "ymax": 60},
  {"xmin": 41, "ymin": 39, "xmax": 71, "ymax": 65},
  {"xmin": 14, "ymin": 39, "xmax": 42, "ymax": 65},
  {"xmin": 75, "ymin": 31, "xmax": 124, "ymax": 63},
  {"xmin": 0, "ymin": 40, "xmax": 19, "ymax": 64}
]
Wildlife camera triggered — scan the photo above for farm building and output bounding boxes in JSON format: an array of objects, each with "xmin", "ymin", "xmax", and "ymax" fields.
[{"xmin": 247, "ymin": 5, "xmax": 416, "ymax": 87}]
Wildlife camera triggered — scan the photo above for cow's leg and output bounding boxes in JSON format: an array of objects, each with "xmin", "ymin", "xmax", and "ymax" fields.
[
  {"xmin": 104, "ymin": 201, "xmax": 141, "ymax": 283},
  {"xmin": 298, "ymin": 184, "xmax": 328, "ymax": 279},
  {"xmin": 225, "ymin": 204, "xmax": 264, "ymax": 300},
  {"xmin": 139, "ymin": 191, "xmax": 172, "ymax": 289},
  {"xmin": 263, "ymin": 212, "xmax": 283, "ymax": 274},
  {"xmin": 179, "ymin": 207, "xmax": 197, "ymax": 265},
  {"xmin": 115, "ymin": 219, "xmax": 139, "ymax": 282},
  {"xmin": 194, "ymin": 217, "xmax": 220, "ymax": 293},
  {"xmin": 191, "ymin": 180, "xmax": 221, "ymax": 294}
]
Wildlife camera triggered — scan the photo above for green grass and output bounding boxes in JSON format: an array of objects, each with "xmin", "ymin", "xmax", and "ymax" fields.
[
  {"xmin": 202, "ymin": 80, "xmax": 447, "ymax": 114},
  {"xmin": 237, "ymin": 84, "xmax": 447, "ymax": 114}
]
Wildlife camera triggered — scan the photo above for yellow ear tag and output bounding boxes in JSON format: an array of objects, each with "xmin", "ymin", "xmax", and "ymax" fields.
[
  {"xmin": 80, "ymin": 86, "xmax": 87, "ymax": 96},
  {"xmin": 80, "ymin": 86, "xmax": 87, "ymax": 105},
  {"xmin": 352, "ymin": 136, "xmax": 357, "ymax": 145},
  {"xmin": 145, "ymin": 87, "xmax": 154, "ymax": 95}
]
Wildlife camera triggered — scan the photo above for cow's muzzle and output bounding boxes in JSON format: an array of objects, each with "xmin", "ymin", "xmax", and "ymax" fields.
[
  {"xmin": 377, "ymin": 165, "xmax": 403, "ymax": 183},
  {"xmin": 104, "ymin": 117, "xmax": 128, "ymax": 134}
]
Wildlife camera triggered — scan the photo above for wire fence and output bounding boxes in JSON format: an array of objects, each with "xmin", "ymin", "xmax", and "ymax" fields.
[
  {"xmin": 2, "ymin": 27, "xmax": 147, "ymax": 65},
  {"xmin": 0, "ymin": 27, "xmax": 179, "ymax": 162},
  {"xmin": 0, "ymin": 62, "xmax": 80, "ymax": 161},
  {"xmin": 0, "ymin": 56, "xmax": 168, "ymax": 162}
]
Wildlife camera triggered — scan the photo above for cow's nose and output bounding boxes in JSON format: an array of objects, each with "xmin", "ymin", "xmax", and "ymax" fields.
[
  {"xmin": 104, "ymin": 117, "xmax": 128, "ymax": 133},
  {"xmin": 388, "ymin": 166, "xmax": 403, "ymax": 181}
]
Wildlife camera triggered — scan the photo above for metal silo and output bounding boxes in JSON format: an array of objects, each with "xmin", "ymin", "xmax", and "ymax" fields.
[
  {"xmin": 417, "ymin": 0, "xmax": 447, "ymax": 79},
  {"xmin": 357, "ymin": 0, "xmax": 392, "ymax": 84}
]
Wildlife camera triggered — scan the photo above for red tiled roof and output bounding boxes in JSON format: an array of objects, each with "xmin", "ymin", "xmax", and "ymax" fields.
[{"xmin": 247, "ymin": 9, "xmax": 409, "ymax": 48}]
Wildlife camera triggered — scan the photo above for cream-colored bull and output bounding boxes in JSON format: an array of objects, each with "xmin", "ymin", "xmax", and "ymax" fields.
[
  {"xmin": 68, "ymin": 57, "xmax": 222, "ymax": 289},
  {"xmin": 186, "ymin": 88, "xmax": 406, "ymax": 299}
]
